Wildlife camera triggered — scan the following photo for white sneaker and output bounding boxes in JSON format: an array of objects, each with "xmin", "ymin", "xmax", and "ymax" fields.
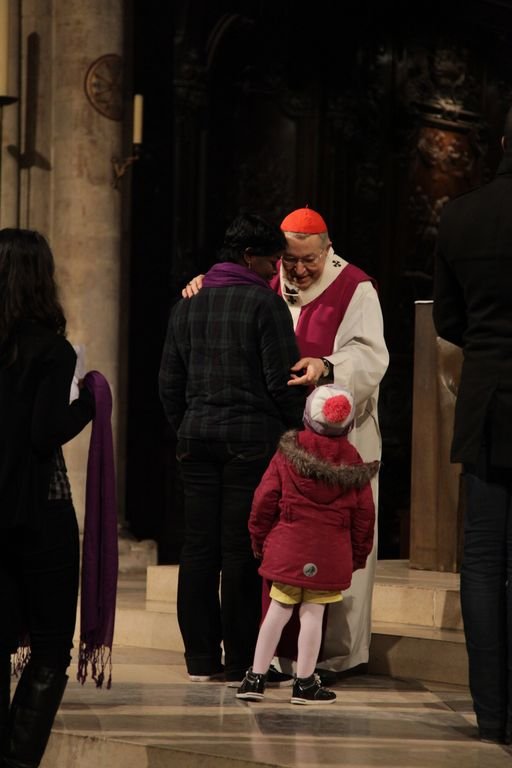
[{"xmin": 188, "ymin": 671, "xmax": 224, "ymax": 682}]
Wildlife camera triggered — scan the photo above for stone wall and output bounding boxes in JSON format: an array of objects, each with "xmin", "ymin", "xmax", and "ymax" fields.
[{"xmin": 1, "ymin": 0, "xmax": 126, "ymax": 528}]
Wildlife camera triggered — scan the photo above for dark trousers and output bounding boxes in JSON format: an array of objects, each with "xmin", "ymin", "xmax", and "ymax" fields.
[
  {"xmin": 0, "ymin": 499, "xmax": 80, "ymax": 670},
  {"xmin": 461, "ymin": 461, "xmax": 512, "ymax": 733},
  {"xmin": 176, "ymin": 438, "xmax": 275, "ymax": 678}
]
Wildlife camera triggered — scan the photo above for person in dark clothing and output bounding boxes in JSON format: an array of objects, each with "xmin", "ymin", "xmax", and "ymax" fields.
[
  {"xmin": 433, "ymin": 107, "xmax": 512, "ymax": 745},
  {"xmin": 0, "ymin": 228, "xmax": 95, "ymax": 768},
  {"xmin": 159, "ymin": 213, "xmax": 306, "ymax": 684}
]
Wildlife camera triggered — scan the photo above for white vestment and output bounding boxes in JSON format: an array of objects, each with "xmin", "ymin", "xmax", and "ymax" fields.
[{"xmin": 279, "ymin": 249, "xmax": 389, "ymax": 671}]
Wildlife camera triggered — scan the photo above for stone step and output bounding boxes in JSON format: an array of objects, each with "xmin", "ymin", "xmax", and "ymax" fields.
[
  {"xmin": 372, "ymin": 559, "xmax": 462, "ymax": 632},
  {"xmin": 369, "ymin": 623, "xmax": 467, "ymax": 686},
  {"xmin": 113, "ymin": 565, "xmax": 183, "ymax": 652},
  {"xmin": 110, "ymin": 560, "xmax": 468, "ymax": 685},
  {"xmin": 369, "ymin": 560, "xmax": 466, "ymax": 685}
]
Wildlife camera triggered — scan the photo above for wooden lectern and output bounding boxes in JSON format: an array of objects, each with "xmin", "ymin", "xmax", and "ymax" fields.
[{"xmin": 409, "ymin": 301, "xmax": 464, "ymax": 573}]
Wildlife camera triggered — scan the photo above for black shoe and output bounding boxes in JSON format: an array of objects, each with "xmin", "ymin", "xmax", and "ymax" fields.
[
  {"xmin": 314, "ymin": 667, "xmax": 337, "ymax": 686},
  {"xmin": 229, "ymin": 663, "xmax": 293, "ymax": 689},
  {"xmin": 336, "ymin": 662, "xmax": 369, "ymax": 679},
  {"xmin": 266, "ymin": 664, "xmax": 293, "ymax": 688},
  {"xmin": 235, "ymin": 669, "xmax": 266, "ymax": 701},
  {"xmin": 290, "ymin": 673, "xmax": 336, "ymax": 705},
  {"xmin": 479, "ymin": 725, "xmax": 506, "ymax": 744}
]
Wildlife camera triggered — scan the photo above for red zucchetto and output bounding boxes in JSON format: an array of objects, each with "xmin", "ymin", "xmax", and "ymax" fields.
[{"xmin": 280, "ymin": 206, "xmax": 327, "ymax": 234}]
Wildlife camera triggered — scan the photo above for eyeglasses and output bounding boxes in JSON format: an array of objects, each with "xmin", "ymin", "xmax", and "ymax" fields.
[{"xmin": 281, "ymin": 250, "xmax": 326, "ymax": 267}]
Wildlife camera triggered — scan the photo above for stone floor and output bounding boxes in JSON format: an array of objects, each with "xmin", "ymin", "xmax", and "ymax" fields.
[
  {"xmin": 38, "ymin": 644, "xmax": 511, "ymax": 768},
  {"xmin": 31, "ymin": 562, "xmax": 512, "ymax": 767}
]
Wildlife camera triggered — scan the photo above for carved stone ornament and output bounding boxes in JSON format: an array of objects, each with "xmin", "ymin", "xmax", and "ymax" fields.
[{"xmin": 84, "ymin": 54, "xmax": 123, "ymax": 121}]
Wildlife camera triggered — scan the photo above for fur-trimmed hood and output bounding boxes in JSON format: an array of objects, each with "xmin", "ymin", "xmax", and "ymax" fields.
[
  {"xmin": 250, "ymin": 427, "xmax": 377, "ymax": 590},
  {"xmin": 278, "ymin": 430, "xmax": 380, "ymax": 489}
]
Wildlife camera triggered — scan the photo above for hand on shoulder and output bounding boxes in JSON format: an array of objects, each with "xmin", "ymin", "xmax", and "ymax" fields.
[{"xmin": 181, "ymin": 274, "xmax": 204, "ymax": 298}]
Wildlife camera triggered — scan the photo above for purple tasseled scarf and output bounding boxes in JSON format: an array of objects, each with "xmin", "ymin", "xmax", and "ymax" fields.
[
  {"xmin": 77, "ymin": 371, "xmax": 118, "ymax": 689},
  {"xmin": 202, "ymin": 262, "xmax": 271, "ymax": 289}
]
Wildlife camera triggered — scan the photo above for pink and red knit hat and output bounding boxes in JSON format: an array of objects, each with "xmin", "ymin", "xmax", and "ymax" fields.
[{"xmin": 303, "ymin": 384, "xmax": 355, "ymax": 436}]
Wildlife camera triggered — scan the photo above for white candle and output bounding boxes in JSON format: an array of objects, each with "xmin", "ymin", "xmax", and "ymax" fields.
[
  {"xmin": 0, "ymin": 0, "xmax": 9, "ymax": 97},
  {"xmin": 133, "ymin": 93, "xmax": 143, "ymax": 145}
]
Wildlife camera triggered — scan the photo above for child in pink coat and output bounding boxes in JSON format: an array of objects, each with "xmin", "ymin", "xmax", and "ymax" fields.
[{"xmin": 236, "ymin": 384, "xmax": 379, "ymax": 704}]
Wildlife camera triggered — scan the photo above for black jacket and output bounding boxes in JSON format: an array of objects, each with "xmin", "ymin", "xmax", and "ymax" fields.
[
  {"xmin": 0, "ymin": 322, "xmax": 95, "ymax": 528},
  {"xmin": 159, "ymin": 284, "xmax": 306, "ymax": 443},
  {"xmin": 433, "ymin": 150, "xmax": 512, "ymax": 467}
]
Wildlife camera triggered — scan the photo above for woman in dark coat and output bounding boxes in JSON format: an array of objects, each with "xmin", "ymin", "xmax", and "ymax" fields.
[{"xmin": 0, "ymin": 229, "xmax": 94, "ymax": 768}]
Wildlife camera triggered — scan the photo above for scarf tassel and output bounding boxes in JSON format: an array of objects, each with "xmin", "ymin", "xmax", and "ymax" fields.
[{"xmin": 77, "ymin": 641, "xmax": 112, "ymax": 689}]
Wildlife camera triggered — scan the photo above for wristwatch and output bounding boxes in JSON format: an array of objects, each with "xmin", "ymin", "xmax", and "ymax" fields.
[{"xmin": 320, "ymin": 358, "xmax": 332, "ymax": 379}]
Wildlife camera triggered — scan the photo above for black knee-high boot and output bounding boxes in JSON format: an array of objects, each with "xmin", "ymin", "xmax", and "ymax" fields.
[
  {"xmin": 0, "ymin": 656, "xmax": 11, "ymax": 754},
  {"xmin": 1, "ymin": 663, "xmax": 68, "ymax": 768}
]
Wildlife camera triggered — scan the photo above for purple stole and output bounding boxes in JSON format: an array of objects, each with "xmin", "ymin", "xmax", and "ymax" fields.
[
  {"xmin": 271, "ymin": 263, "xmax": 375, "ymax": 358},
  {"xmin": 265, "ymin": 262, "xmax": 374, "ymax": 660},
  {"xmin": 78, "ymin": 371, "xmax": 118, "ymax": 688}
]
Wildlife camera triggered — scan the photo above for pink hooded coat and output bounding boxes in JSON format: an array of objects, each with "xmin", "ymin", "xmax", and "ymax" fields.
[{"xmin": 249, "ymin": 429, "xmax": 379, "ymax": 591}]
